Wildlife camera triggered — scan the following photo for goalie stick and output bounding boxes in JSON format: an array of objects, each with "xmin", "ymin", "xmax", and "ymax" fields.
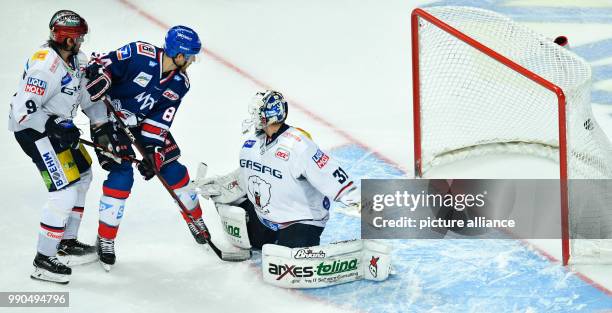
[{"xmin": 101, "ymin": 97, "xmax": 251, "ymax": 262}]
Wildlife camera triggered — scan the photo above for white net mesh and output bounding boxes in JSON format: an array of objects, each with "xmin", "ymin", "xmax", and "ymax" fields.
[{"xmin": 415, "ymin": 6, "xmax": 612, "ymax": 263}]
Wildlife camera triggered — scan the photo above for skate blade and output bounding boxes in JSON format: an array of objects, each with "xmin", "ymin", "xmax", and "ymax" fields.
[
  {"xmin": 30, "ymin": 267, "xmax": 69, "ymax": 284},
  {"xmin": 99, "ymin": 260, "xmax": 113, "ymax": 272},
  {"xmin": 58, "ymin": 253, "xmax": 99, "ymax": 266}
]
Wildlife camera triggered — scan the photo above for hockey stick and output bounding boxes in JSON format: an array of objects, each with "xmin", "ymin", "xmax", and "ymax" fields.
[
  {"xmin": 79, "ymin": 138, "xmax": 142, "ymax": 164},
  {"xmin": 101, "ymin": 97, "xmax": 251, "ymax": 262}
]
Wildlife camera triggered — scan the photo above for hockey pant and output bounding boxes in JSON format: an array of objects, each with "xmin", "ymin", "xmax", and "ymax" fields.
[{"xmin": 239, "ymin": 200, "xmax": 324, "ymax": 249}]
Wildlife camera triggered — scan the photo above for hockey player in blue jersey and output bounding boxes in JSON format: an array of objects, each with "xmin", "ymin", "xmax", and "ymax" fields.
[{"xmin": 84, "ymin": 26, "xmax": 205, "ymax": 270}]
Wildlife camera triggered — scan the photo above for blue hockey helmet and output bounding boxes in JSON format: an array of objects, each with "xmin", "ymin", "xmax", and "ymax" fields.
[
  {"xmin": 243, "ymin": 90, "xmax": 288, "ymax": 133},
  {"xmin": 164, "ymin": 25, "xmax": 202, "ymax": 58}
]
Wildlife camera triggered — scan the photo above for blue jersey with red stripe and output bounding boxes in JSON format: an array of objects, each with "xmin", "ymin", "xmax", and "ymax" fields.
[{"xmin": 95, "ymin": 41, "xmax": 190, "ymax": 146}]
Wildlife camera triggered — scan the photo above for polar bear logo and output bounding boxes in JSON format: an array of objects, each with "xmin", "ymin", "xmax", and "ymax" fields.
[{"xmin": 247, "ymin": 176, "xmax": 271, "ymax": 213}]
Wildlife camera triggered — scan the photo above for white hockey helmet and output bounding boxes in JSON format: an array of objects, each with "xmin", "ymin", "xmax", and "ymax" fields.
[{"xmin": 242, "ymin": 90, "xmax": 288, "ymax": 133}]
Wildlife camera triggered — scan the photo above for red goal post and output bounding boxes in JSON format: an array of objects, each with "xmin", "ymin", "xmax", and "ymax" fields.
[{"xmin": 411, "ymin": 7, "xmax": 573, "ymax": 265}]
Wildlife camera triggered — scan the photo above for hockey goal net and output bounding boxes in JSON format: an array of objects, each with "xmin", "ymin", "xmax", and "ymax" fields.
[{"xmin": 412, "ymin": 6, "xmax": 612, "ymax": 265}]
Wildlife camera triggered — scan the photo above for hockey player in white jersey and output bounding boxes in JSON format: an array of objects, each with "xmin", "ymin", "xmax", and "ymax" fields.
[
  {"xmin": 8, "ymin": 10, "xmax": 106, "ymax": 284},
  {"xmin": 198, "ymin": 90, "xmax": 359, "ymax": 248}
]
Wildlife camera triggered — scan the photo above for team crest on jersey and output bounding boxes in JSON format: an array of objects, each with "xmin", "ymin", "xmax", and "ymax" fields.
[
  {"xmin": 133, "ymin": 71, "xmax": 153, "ymax": 87},
  {"xmin": 312, "ymin": 149, "xmax": 329, "ymax": 169},
  {"xmin": 116, "ymin": 44, "xmax": 132, "ymax": 60},
  {"xmin": 136, "ymin": 42, "xmax": 156, "ymax": 58},
  {"xmin": 247, "ymin": 175, "xmax": 271, "ymax": 214},
  {"xmin": 162, "ymin": 89, "xmax": 179, "ymax": 101},
  {"xmin": 243, "ymin": 140, "xmax": 256, "ymax": 148},
  {"xmin": 24, "ymin": 77, "xmax": 47, "ymax": 96},
  {"xmin": 275, "ymin": 147, "xmax": 290, "ymax": 161},
  {"xmin": 31, "ymin": 50, "xmax": 48, "ymax": 61}
]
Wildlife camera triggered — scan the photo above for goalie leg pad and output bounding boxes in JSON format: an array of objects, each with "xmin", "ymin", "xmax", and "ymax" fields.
[
  {"xmin": 261, "ymin": 239, "xmax": 392, "ymax": 288},
  {"xmin": 217, "ymin": 204, "xmax": 251, "ymax": 249}
]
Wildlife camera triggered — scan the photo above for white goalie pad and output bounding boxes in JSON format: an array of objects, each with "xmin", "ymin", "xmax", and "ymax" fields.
[
  {"xmin": 216, "ymin": 204, "xmax": 251, "ymax": 249},
  {"xmin": 262, "ymin": 239, "xmax": 391, "ymax": 288}
]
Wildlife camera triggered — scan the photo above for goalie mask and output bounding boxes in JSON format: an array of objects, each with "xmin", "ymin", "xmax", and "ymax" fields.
[{"xmin": 242, "ymin": 90, "xmax": 288, "ymax": 133}]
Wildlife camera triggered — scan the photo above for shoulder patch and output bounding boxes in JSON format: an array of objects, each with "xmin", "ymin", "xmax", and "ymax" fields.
[
  {"xmin": 135, "ymin": 42, "xmax": 156, "ymax": 58},
  {"xmin": 295, "ymin": 127, "xmax": 312, "ymax": 140},
  {"xmin": 243, "ymin": 140, "xmax": 256, "ymax": 148},
  {"xmin": 116, "ymin": 44, "xmax": 132, "ymax": 60},
  {"xmin": 24, "ymin": 77, "xmax": 48, "ymax": 96},
  {"xmin": 31, "ymin": 50, "xmax": 48, "ymax": 61},
  {"xmin": 312, "ymin": 149, "xmax": 330, "ymax": 169}
]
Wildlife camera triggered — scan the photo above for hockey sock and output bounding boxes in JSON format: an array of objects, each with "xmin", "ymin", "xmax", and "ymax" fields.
[
  {"xmin": 62, "ymin": 206, "xmax": 84, "ymax": 240},
  {"xmin": 175, "ymin": 185, "xmax": 202, "ymax": 222},
  {"xmin": 38, "ymin": 187, "xmax": 77, "ymax": 256},
  {"xmin": 98, "ymin": 195, "xmax": 126, "ymax": 240}
]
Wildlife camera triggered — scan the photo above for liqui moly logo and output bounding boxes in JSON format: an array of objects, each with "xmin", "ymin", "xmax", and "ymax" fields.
[{"xmin": 25, "ymin": 77, "xmax": 47, "ymax": 95}]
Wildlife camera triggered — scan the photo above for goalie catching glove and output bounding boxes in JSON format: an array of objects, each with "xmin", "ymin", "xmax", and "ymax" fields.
[{"xmin": 193, "ymin": 167, "xmax": 246, "ymax": 205}]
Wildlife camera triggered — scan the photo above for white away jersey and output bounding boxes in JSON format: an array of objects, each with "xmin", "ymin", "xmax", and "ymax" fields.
[
  {"xmin": 8, "ymin": 45, "xmax": 95, "ymax": 133},
  {"xmin": 239, "ymin": 125, "xmax": 354, "ymax": 229}
]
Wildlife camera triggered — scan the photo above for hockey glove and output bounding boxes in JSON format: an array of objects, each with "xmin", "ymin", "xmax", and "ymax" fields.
[
  {"xmin": 45, "ymin": 115, "xmax": 81, "ymax": 150},
  {"xmin": 138, "ymin": 145, "xmax": 165, "ymax": 180},
  {"xmin": 194, "ymin": 168, "xmax": 246, "ymax": 204},
  {"xmin": 91, "ymin": 122, "xmax": 132, "ymax": 171},
  {"xmin": 85, "ymin": 56, "xmax": 111, "ymax": 102},
  {"xmin": 337, "ymin": 185, "xmax": 361, "ymax": 215}
]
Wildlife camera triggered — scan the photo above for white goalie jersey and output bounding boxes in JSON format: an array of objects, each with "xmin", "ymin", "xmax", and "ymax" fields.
[
  {"xmin": 239, "ymin": 125, "xmax": 354, "ymax": 229},
  {"xmin": 8, "ymin": 45, "xmax": 102, "ymax": 133}
]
